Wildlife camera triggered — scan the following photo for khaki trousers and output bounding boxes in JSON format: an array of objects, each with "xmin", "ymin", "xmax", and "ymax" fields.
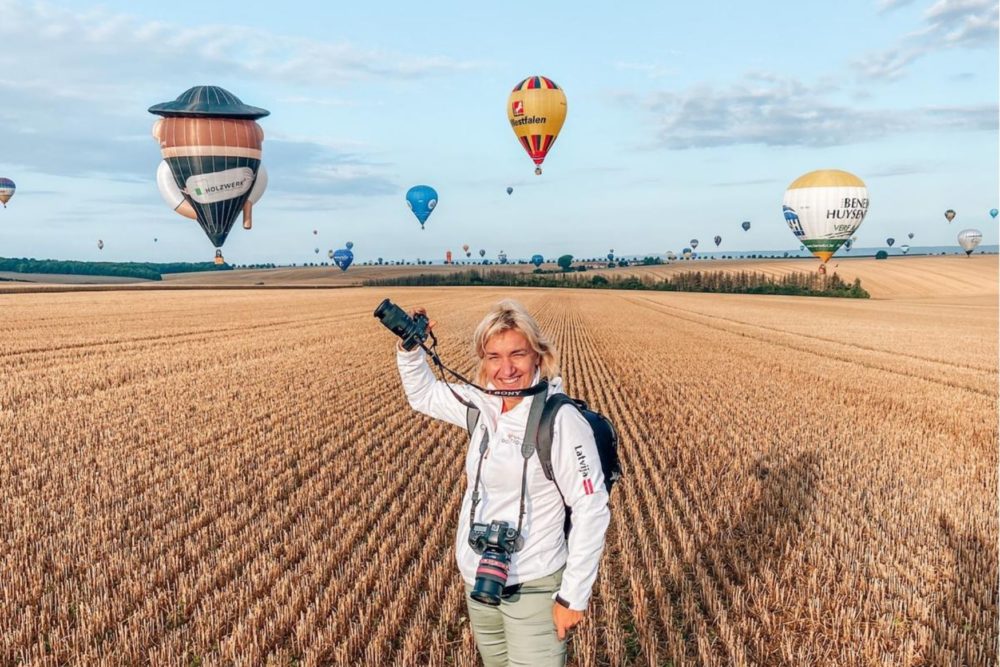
[{"xmin": 464, "ymin": 568, "xmax": 566, "ymax": 667}]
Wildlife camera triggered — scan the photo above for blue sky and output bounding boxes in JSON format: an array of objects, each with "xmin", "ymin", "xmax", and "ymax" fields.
[{"xmin": 0, "ymin": 0, "xmax": 996, "ymax": 264}]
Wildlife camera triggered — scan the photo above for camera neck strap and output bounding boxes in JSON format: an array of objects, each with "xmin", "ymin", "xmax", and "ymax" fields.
[{"xmin": 468, "ymin": 381, "xmax": 548, "ymax": 541}]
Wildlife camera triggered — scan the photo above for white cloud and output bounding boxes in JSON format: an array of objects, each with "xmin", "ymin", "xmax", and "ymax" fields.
[
  {"xmin": 858, "ymin": 0, "xmax": 998, "ymax": 79},
  {"xmin": 631, "ymin": 74, "xmax": 996, "ymax": 149}
]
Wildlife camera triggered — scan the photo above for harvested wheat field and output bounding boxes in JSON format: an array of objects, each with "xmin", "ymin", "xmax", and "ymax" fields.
[{"xmin": 0, "ymin": 261, "xmax": 995, "ymax": 665}]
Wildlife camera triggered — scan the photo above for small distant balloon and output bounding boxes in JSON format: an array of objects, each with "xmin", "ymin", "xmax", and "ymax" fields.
[
  {"xmin": 498, "ymin": 250, "xmax": 508, "ymax": 264},
  {"xmin": 0, "ymin": 177, "xmax": 16, "ymax": 207},
  {"xmin": 741, "ymin": 221, "xmax": 751, "ymax": 232},
  {"xmin": 313, "ymin": 229, "xmax": 318, "ymax": 235},
  {"xmin": 327, "ymin": 249, "xmax": 334, "ymax": 259},
  {"xmin": 507, "ymin": 187, "xmax": 514, "ymax": 195},
  {"xmin": 690, "ymin": 239, "xmax": 699, "ymax": 250},
  {"xmin": 446, "ymin": 250, "xmax": 453, "ymax": 264},
  {"xmin": 333, "ymin": 248, "xmax": 354, "ymax": 271},
  {"xmin": 886, "ymin": 238, "xmax": 895, "ymax": 247},
  {"xmin": 314, "ymin": 247, "xmax": 320, "ymax": 254},
  {"xmin": 479, "ymin": 249, "xmax": 486, "ymax": 258},
  {"xmin": 907, "ymin": 232, "xmax": 914, "ymax": 240},
  {"xmin": 406, "ymin": 185, "xmax": 438, "ymax": 229},
  {"xmin": 957, "ymin": 229, "xmax": 982, "ymax": 256},
  {"xmin": 991, "ymin": 208, "xmax": 998, "ymax": 219},
  {"xmin": 154, "ymin": 238, "xmax": 158, "ymax": 243},
  {"xmin": 714, "ymin": 235, "xmax": 722, "ymax": 247},
  {"xmin": 665, "ymin": 251, "xmax": 676, "ymax": 260},
  {"xmin": 531, "ymin": 254, "xmax": 544, "ymax": 268},
  {"xmin": 607, "ymin": 252, "xmax": 614, "ymax": 261},
  {"xmin": 97, "ymin": 240, "xmax": 104, "ymax": 250},
  {"xmin": 844, "ymin": 240, "xmax": 853, "ymax": 251},
  {"xmin": 346, "ymin": 241, "xmax": 354, "ymax": 250},
  {"xmin": 944, "ymin": 209, "xmax": 956, "ymax": 223},
  {"xmin": 900, "ymin": 244, "xmax": 910, "ymax": 254},
  {"xmin": 682, "ymin": 247, "xmax": 693, "ymax": 259}
]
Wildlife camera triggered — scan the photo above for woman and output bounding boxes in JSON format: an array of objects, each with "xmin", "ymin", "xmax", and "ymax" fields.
[{"xmin": 395, "ymin": 299, "xmax": 610, "ymax": 666}]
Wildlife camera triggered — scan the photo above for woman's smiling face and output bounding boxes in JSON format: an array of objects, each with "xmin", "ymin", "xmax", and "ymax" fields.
[{"xmin": 484, "ymin": 328, "xmax": 540, "ymax": 391}]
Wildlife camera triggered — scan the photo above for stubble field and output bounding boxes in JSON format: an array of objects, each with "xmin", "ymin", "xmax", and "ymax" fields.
[{"xmin": 0, "ymin": 262, "xmax": 996, "ymax": 666}]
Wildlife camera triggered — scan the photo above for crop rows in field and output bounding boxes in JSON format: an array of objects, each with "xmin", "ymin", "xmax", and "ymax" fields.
[{"xmin": 0, "ymin": 287, "xmax": 995, "ymax": 666}]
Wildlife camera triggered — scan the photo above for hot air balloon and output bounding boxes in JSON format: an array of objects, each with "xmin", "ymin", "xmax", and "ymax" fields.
[
  {"xmin": 682, "ymin": 248, "xmax": 692, "ymax": 259},
  {"xmin": 0, "ymin": 178, "xmax": 15, "ymax": 207},
  {"xmin": 327, "ymin": 249, "xmax": 334, "ymax": 259},
  {"xmin": 97, "ymin": 240, "xmax": 104, "ymax": 251},
  {"xmin": 498, "ymin": 250, "xmax": 508, "ymax": 264},
  {"xmin": 333, "ymin": 248, "xmax": 354, "ymax": 271},
  {"xmin": 507, "ymin": 187, "xmax": 514, "ymax": 195},
  {"xmin": 606, "ymin": 252, "xmax": 614, "ymax": 262},
  {"xmin": 908, "ymin": 232, "xmax": 914, "ymax": 239},
  {"xmin": 783, "ymin": 169, "xmax": 869, "ymax": 264},
  {"xmin": 531, "ymin": 254, "xmax": 544, "ymax": 268},
  {"xmin": 666, "ymin": 251, "xmax": 676, "ymax": 260},
  {"xmin": 479, "ymin": 249, "xmax": 486, "ymax": 258},
  {"xmin": 214, "ymin": 249, "xmax": 224, "ymax": 265},
  {"xmin": 149, "ymin": 86, "xmax": 269, "ymax": 255},
  {"xmin": 406, "ymin": 185, "xmax": 438, "ymax": 229},
  {"xmin": 446, "ymin": 250, "xmax": 453, "ymax": 264},
  {"xmin": 346, "ymin": 241, "xmax": 354, "ymax": 250},
  {"xmin": 314, "ymin": 247, "xmax": 321, "ymax": 254},
  {"xmin": 900, "ymin": 244, "xmax": 910, "ymax": 254},
  {"xmin": 886, "ymin": 238, "xmax": 895, "ymax": 247},
  {"xmin": 508, "ymin": 76, "xmax": 567, "ymax": 175},
  {"xmin": 313, "ymin": 229, "xmax": 318, "ymax": 235},
  {"xmin": 741, "ymin": 220, "xmax": 751, "ymax": 232},
  {"xmin": 154, "ymin": 238, "xmax": 158, "ymax": 243},
  {"xmin": 991, "ymin": 208, "xmax": 998, "ymax": 219},
  {"xmin": 690, "ymin": 239, "xmax": 699, "ymax": 250},
  {"xmin": 957, "ymin": 229, "xmax": 982, "ymax": 256},
  {"xmin": 844, "ymin": 239, "xmax": 853, "ymax": 251},
  {"xmin": 463, "ymin": 243, "xmax": 471, "ymax": 257},
  {"xmin": 714, "ymin": 235, "xmax": 722, "ymax": 247},
  {"xmin": 944, "ymin": 209, "xmax": 956, "ymax": 223}
]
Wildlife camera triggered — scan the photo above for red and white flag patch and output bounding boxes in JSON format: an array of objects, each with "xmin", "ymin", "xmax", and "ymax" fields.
[{"xmin": 583, "ymin": 478, "xmax": 594, "ymax": 495}]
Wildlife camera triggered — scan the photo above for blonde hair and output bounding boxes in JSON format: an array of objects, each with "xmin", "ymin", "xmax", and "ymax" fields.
[{"xmin": 473, "ymin": 299, "xmax": 559, "ymax": 385}]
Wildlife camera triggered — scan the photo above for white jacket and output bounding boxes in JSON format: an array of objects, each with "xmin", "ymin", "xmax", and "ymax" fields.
[{"xmin": 396, "ymin": 346, "xmax": 611, "ymax": 610}]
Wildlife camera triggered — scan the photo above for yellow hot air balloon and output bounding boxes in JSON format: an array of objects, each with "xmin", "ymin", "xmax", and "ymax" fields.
[
  {"xmin": 508, "ymin": 76, "xmax": 567, "ymax": 175},
  {"xmin": 782, "ymin": 169, "xmax": 869, "ymax": 264}
]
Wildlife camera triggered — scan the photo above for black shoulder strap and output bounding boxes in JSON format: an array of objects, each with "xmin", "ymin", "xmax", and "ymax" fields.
[{"xmin": 536, "ymin": 394, "xmax": 581, "ymax": 483}]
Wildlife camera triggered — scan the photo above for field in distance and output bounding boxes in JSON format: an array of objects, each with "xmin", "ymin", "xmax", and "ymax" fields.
[{"xmin": 0, "ymin": 271, "xmax": 995, "ymax": 664}]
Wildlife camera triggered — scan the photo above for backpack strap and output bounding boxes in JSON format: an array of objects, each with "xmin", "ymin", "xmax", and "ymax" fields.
[
  {"xmin": 466, "ymin": 405, "xmax": 480, "ymax": 436},
  {"xmin": 536, "ymin": 394, "xmax": 580, "ymax": 483}
]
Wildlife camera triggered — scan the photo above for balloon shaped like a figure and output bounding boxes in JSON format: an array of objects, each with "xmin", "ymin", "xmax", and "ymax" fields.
[
  {"xmin": 406, "ymin": 185, "xmax": 438, "ymax": 229},
  {"xmin": 714, "ymin": 235, "xmax": 722, "ymax": 247},
  {"xmin": 944, "ymin": 209, "xmax": 956, "ymax": 223},
  {"xmin": 508, "ymin": 76, "xmax": 567, "ymax": 175},
  {"xmin": 886, "ymin": 237, "xmax": 895, "ymax": 247},
  {"xmin": 214, "ymin": 249, "xmax": 224, "ymax": 265},
  {"xmin": 0, "ymin": 177, "xmax": 15, "ymax": 207},
  {"xmin": 333, "ymin": 248, "xmax": 354, "ymax": 271},
  {"xmin": 690, "ymin": 239, "xmax": 699, "ymax": 250},
  {"xmin": 741, "ymin": 220, "xmax": 751, "ymax": 232},
  {"xmin": 783, "ymin": 169, "xmax": 869, "ymax": 264},
  {"xmin": 507, "ymin": 187, "xmax": 514, "ymax": 195},
  {"xmin": 150, "ymin": 86, "xmax": 269, "ymax": 256},
  {"xmin": 531, "ymin": 254, "xmax": 544, "ymax": 267},
  {"xmin": 446, "ymin": 250, "xmax": 453, "ymax": 264},
  {"xmin": 957, "ymin": 229, "xmax": 982, "ymax": 256}
]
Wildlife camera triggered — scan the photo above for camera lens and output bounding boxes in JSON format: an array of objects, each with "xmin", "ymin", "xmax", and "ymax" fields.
[
  {"xmin": 470, "ymin": 547, "xmax": 510, "ymax": 606},
  {"xmin": 373, "ymin": 298, "xmax": 391, "ymax": 319}
]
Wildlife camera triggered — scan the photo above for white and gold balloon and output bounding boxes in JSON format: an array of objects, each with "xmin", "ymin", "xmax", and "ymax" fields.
[{"xmin": 782, "ymin": 169, "xmax": 869, "ymax": 264}]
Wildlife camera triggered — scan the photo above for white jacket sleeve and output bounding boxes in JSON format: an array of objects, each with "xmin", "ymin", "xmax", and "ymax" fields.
[
  {"xmin": 396, "ymin": 345, "xmax": 475, "ymax": 430},
  {"xmin": 549, "ymin": 406, "xmax": 611, "ymax": 611}
]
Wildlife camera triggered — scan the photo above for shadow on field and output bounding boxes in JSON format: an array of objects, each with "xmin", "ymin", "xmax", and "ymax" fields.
[
  {"xmin": 932, "ymin": 514, "xmax": 998, "ymax": 666},
  {"xmin": 718, "ymin": 450, "xmax": 823, "ymax": 587}
]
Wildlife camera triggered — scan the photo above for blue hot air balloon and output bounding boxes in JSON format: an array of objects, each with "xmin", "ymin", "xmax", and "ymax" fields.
[
  {"xmin": 507, "ymin": 186, "xmax": 514, "ymax": 195},
  {"xmin": 886, "ymin": 237, "xmax": 895, "ymax": 247},
  {"xmin": 991, "ymin": 208, "xmax": 998, "ymax": 219},
  {"xmin": 406, "ymin": 185, "xmax": 438, "ymax": 229},
  {"xmin": 531, "ymin": 254, "xmax": 544, "ymax": 268},
  {"xmin": 741, "ymin": 220, "xmax": 751, "ymax": 232},
  {"xmin": 346, "ymin": 241, "xmax": 354, "ymax": 250},
  {"xmin": 333, "ymin": 248, "xmax": 353, "ymax": 272}
]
